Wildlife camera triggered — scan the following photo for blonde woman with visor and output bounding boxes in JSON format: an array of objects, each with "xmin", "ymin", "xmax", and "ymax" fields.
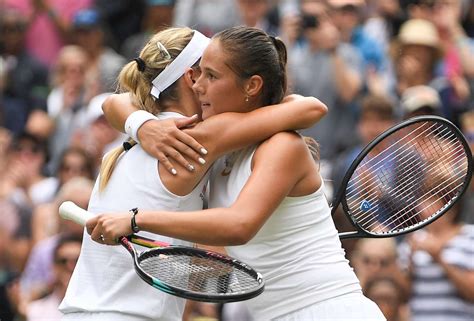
[{"xmin": 59, "ymin": 27, "xmax": 326, "ymax": 321}]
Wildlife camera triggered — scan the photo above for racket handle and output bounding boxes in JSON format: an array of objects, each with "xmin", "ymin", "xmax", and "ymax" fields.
[{"xmin": 59, "ymin": 201, "xmax": 94, "ymax": 226}]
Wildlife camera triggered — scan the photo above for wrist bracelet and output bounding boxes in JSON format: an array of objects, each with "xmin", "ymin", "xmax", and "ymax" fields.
[
  {"xmin": 130, "ymin": 208, "xmax": 140, "ymax": 233},
  {"xmin": 124, "ymin": 110, "xmax": 159, "ymax": 143}
]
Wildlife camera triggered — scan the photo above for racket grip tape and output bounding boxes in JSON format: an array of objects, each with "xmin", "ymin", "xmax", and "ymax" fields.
[{"xmin": 59, "ymin": 201, "xmax": 94, "ymax": 226}]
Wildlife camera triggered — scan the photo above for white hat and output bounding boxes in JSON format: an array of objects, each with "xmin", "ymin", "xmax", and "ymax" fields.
[{"xmin": 400, "ymin": 86, "xmax": 441, "ymax": 114}]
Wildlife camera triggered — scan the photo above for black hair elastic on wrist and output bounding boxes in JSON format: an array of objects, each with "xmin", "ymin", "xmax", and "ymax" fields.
[{"xmin": 134, "ymin": 57, "xmax": 146, "ymax": 72}]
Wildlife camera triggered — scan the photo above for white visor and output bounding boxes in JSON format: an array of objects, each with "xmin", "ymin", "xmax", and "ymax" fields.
[{"xmin": 151, "ymin": 30, "xmax": 210, "ymax": 99}]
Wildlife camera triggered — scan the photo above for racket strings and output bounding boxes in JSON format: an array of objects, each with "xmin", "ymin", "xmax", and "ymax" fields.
[
  {"xmin": 347, "ymin": 124, "xmax": 460, "ymax": 203},
  {"xmin": 343, "ymin": 120, "xmax": 469, "ymax": 235},
  {"xmin": 357, "ymin": 138, "xmax": 466, "ymax": 231},
  {"xmin": 345, "ymin": 122, "xmax": 439, "ymax": 196},
  {"xmin": 346, "ymin": 127, "xmax": 460, "ymax": 211},
  {"xmin": 358, "ymin": 142, "xmax": 466, "ymax": 229},
  {"xmin": 138, "ymin": 250, "xmax": 259, "ymax": 295}
]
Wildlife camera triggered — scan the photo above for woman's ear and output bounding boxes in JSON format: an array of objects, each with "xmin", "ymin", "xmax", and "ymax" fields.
[
  {"xmin": 183, "ymin": 68, "xmax": 197, "ymax": 88},
  {"xmin": 246, "ymin": 75, "xmax": 264, "ymax": 98}
]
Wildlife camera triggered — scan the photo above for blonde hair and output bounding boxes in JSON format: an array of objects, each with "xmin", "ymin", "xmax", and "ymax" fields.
[{"xmin": 99, "ymin": 27, "xmax": 195, "ymax": 192}]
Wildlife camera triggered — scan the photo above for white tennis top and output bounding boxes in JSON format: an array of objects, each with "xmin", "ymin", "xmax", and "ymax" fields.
[
  {"xmin": 59, "ymin": 112, "xmax": 208, "ymax": 321},
  {"xmin": 208, "ymin": 146, "xmax": 362, "ymax": 320}
]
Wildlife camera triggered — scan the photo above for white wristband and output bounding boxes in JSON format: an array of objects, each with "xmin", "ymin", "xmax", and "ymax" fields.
[{"xmin": 124, "ymin": 110, "xmax": 159, "ymax": 143}]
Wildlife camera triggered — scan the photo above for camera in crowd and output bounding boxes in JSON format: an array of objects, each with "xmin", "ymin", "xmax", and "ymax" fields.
[{"xmin": 301, "ymin": 14, "xmax": 319, "ymax": 29}]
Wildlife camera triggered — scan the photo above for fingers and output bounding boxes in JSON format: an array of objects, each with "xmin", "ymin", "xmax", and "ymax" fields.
[{"xmin": 175, "ymin": 114, "xmax": 199, "ymax": 129}]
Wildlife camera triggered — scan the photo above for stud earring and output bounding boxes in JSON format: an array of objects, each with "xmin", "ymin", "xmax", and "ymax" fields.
[{"xmin": 245, "ymin": 96, "xmax": 249, "ymax": 102}]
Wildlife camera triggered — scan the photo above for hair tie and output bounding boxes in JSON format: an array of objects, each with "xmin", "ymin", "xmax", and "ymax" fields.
[
  {"xmin": 134, "ymin": 57, "xmax": 146, "ymax": 72},
  {"xmin": 123, "ymin": 141, "xmax": 134, "ymax": 151}
]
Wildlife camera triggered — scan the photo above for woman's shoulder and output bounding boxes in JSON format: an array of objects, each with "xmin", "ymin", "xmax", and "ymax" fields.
[
  {"xmin": 258, "ymin": 131, "xmax": 305, "ymax": 150},
  {"xmin": 255, "ymin": 132, "xmax": 309, "ymax": 161}
]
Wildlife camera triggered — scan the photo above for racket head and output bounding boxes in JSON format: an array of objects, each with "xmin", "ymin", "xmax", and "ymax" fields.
[
  {"xmin": 133, "ymin": 246, "xmax": 265, "ymax": 303},
  {"xmin": 333, "ymin": 116, "xmax": 473, "ymax": 238}
]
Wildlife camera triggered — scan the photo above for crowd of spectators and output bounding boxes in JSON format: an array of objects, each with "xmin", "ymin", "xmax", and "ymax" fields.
[{"xmin": 0, "ymin": 0, "xmax": 473, "ymax": 320}]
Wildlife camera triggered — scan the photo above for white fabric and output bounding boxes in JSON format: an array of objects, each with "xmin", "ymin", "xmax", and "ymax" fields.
[
  {"xmin": 208, "ymin": 146, "xmax": 382, "ymax": 320},
  {"xmin": 124, "ymin": 109, "xmax": 159, "ymax": 143},
  {"xmin": 60, "ymin": 112, "xmax": 209, "ymax": 321},
  {"xmin": 150, "ymin": 30, "xmax": 210, "ymax": 99},
  {"xmin": 275, "ymin": 292, "xmax": 386, "ymax": 321}
]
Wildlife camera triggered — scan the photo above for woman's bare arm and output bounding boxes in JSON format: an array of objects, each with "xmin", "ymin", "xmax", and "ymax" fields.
[
  {"xmin": 187, "ymin": 95, "xmax": 327, "ymax": 157},
  {"xmin": 88, "ymin": 133, "xmax": 316, "ymax": 246},
  {"xmin": 102, "ymin": 93, "xmax": 207, "ymax": 174}
]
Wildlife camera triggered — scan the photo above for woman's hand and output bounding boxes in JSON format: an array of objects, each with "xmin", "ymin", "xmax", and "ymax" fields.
[
  {"xmin": 137, "ymin": 117, "xmax": 208, "ymax": 175},
  {"xmin": 86, "ymin": 213, "xmax": 132, "ymax": 245}
]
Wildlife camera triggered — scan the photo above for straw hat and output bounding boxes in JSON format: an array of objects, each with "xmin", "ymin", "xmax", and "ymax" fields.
[{"xmin": 391, "ymin": 19, "xmax": 442, "ymax": 59}]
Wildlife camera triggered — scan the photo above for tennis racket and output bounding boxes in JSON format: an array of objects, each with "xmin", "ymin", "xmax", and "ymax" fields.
[
  {"xmin": 59, "ymin": 201, "xmax": 264, "ymax": 303},
  {"xmin": 332, "ymin": 116, "xmax": 473, "ymax": 240}
]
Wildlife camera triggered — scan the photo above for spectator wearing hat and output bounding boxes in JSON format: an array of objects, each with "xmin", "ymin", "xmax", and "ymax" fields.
[
  {"xmin": 392, "ymin": 19, "xmax": 444, "ymax": 95},
  {"xmin": 400, "ymin": 85, "xmax": 441, "ymax": 118},
  {"xmin": 71, "ymin": 8, "xmax": 126, "ymax": 94}
]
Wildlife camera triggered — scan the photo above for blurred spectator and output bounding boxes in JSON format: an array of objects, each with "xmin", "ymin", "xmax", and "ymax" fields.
[
  {"xmin": 429, "ymin": 0, "xmax": 474, "ymax": 122},
  {"xmin": 173, "ymin": 0, "xmax": 240, "ymax": 36},
  {"xmin": 31, "ymin": 147, "xmax": 95, "ymax": 245},
  {"xmin": 235, "ymin": 0, "xmax": 280, "ymax": 35},
  {"xmin": 391, "ymin": 19, "xmax": 445, "ymax": 97},
  {"xmin": 46, "ymin": 45, "xmax": 92, "ymax": 175},
  {"xmin": 350, "ymin": 238, "xmax": 408, "ymax": 290},
  {"xmin": 459, "ymin": 110, "xmax": 474, "ymax": 224},
  {"xmin": 331, "ymin": 94, "xmax": 397, "ymax": 193},
  {"xmin": 328, "ymin": 0, "xmax": 391, "ymax": 96},
  {"xmin": 364, "ymin": 276, "xmax": 407, "ymax": 321},
  {"xmin": 4, "ymin": 0, "xmax": 92, "ymax": 67},
  {"xmin": 94, "ymin": 0, "xmax": 145, "ymax": 50},
  {"xmin": 398, "ymin": 200, "xmax": 474, "ymax": 321},
  {"xmin": 4, "ymin": 132, "xmax": 55, "ymax": 207},
  {"xmin": 405, "ymin": 0, "xmax": 437, "ymax": 20},
  {"xmin": 363, "ymin": 0, "xmax": 405, "ymax": 53},
  {"xmin": 25, "ymin": 233, "xmax": 82, "ymax": 321},
  {"xmin": 71, "ymin": 8, "xmax": 126, "ymax": 94},
  {"xmin": 20, "ymin": 177, "xmax": 92, "ymax": 304},
  {"xmin": 0, "ymin": 9, "xmax": 49, "ymax": 135},
  {"xmin": 120, "ymin": 0, "xmax": 177, "ymax": 60},
  {"xmin": 399, "ymin": 85, "xmax": 442, "ymax": 118},
  {"xmin": 286, "ymin": 0, "xmax": 363, "ymax": 160},
  {"xmin": 70, "ymin": 93, "xmax": 126, "ymax": 171}
]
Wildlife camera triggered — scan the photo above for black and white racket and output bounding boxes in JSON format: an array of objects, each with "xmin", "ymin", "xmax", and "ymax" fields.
[
  {"xmin": 59, "ymin": 201, "xmax": 264, "ymax": 303},
  {"xmin": 332, "ymin": 116, "xmax": 473, "ymax": 239}
]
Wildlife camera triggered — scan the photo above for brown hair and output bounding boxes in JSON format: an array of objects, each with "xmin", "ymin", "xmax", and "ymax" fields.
[{"xmin": 214, "ymin": 26, "xmax": 288, "ymax": 106}]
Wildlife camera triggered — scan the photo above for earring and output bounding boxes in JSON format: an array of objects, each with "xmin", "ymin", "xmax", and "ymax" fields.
[{"xmin": 245, "ymin": 96, "xmax": 249, "ymax": 102}]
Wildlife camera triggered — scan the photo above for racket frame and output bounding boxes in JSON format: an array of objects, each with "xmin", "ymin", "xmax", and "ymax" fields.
[
  {"xmin": 123, "ymin": 234, "xmax": 265, "ymax": 303},
  {"xmin": 332, "ymin": 115, "xmax": 473, "ymax": 239}
]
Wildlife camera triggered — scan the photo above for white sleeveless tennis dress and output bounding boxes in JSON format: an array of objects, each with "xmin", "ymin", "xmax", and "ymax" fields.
[
  {"xmin": 208, "ymin": 146, "xmax": 385, "ymax": 320},
  {"xmin": 60, "ymin": 112, "xmax": 208, "ymax": 321}
]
